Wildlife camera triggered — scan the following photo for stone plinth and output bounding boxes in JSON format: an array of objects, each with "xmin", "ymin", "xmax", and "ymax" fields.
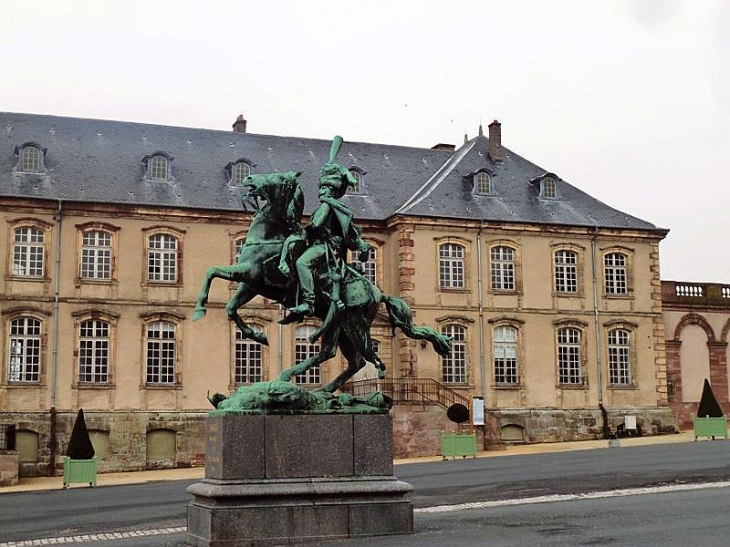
[{"xmin": 187, "ymin": 414, "xmax": 413, "ymax": 546}]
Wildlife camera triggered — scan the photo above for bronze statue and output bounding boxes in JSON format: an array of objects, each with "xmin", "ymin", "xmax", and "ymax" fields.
[{"xmin": 193, "ymin": 137, "xmax": 451, "ymax": 412}]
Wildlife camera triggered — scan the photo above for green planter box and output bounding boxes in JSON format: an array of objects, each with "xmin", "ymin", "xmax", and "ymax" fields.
[
  {"xmin": 441, "ymin": 433, "xmax": 477, "ymax": 460},
  {"xmin": 693, "ymin": 416, "xmax": 728, "ymax": 441},
  {"xmin": 63, "ymin": 456, "xmax": 97, "ymax": 488}
]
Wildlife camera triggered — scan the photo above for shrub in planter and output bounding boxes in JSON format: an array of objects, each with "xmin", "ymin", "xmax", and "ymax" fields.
[
  {"xmin": 63, "ymin": 409, "xmax": 97, "ymax": 488},
  {"xmin": 694, "ymin": 380, "xmax": 727, "ymax": 441},
  {"xmin": 697, "ymin": 379, "xmax": 724, "ymax": 418}
]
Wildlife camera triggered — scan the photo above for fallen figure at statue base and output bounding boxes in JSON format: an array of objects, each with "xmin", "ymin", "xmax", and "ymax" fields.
[{"xmin": 207, "ymin": 380, "xmax": 392, "ymax": 414}]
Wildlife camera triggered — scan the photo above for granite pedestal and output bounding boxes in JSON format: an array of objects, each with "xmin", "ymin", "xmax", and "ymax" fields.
[{"xmin": 187, "ymin": 414, "xmax": 413, "ymax": 546}]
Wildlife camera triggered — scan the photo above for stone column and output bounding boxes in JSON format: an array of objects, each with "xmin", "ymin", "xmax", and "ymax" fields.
[
  {"xmin": 708, "ymin": 341, "xmax": 729, "ymax": 411},
  {"xmin": 396, "ymin": 223, "xmax": 417, "ymax": 377},
  {"xmin": 649, "ymin": 243, "xmax": 669, "ymax": 405}
]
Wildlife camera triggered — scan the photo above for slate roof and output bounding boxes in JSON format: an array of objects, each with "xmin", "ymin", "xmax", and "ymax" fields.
[{"xmin": 0, "ymin": 112, "xmax": 664, "ymax": 233}]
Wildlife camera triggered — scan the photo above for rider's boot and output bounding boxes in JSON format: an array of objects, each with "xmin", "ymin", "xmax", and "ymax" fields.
[{"xmin": 280, "ymin": 295, "xmax": 314, "ymax": 324}]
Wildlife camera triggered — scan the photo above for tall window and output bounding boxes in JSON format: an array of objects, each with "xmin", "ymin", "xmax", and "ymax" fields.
[
  {"xmin": 439, "ymin": 243, "xmax": 465, "ymax": 289},
  {"xmin": 493, "ymin": 325, "xmax": 518, "ymax": 384},
  {"xmin": 235, "ymin": 326, "xmax": 263, "ymax": 384},
  {"xmin": 608, "ymin": 329, "xmax": 631, "ymax": 385},
  {"xmin": 604, "ymin": 253, "xmax": 628, "ymax": 295},
  {"xmin": 541, "ymin": 177, "xmax": 557, "ymax": 198},
  {"xmin": 81, "ymin": 231, "xmax": 112, "ymax": 280},
  {"xmin": 234, "ymin": 238, "xmax": 245, "ymax": 264},
  {"xmin": 441, "ymin": 324, "xmax": 467, "ymax": 384},
  {"xmin": 475, "ymin": 172, "xmax": 491, "ymax": 195},
  {"xmin": 149, "ymin": 155, "xmax": 169, "ymax": 181},
  {"xmin": 8, "ymin": 317, "xmax": 41, "ymax": 383},
  {"xmin": 554, "ymin": 250, "xmax": 577, "ymax": 293},
  {"xmin": 362, "ymin": 247, "xmax": 377, "ymax": 285},
  {"xmin": 21, "ymin": 146, "xmax": 42, "ymax": 173},
  {"xmin": 557, "ymin": 327, "xmax": 582, "ymax": 385},
  {"xmin": 146, "ymin": 321, "xmax": 176, "ymax": 384},
  {"xmin": 233, "ymin": 162, "xmax": 251, "ymax": 185},
  {"xmin": 491, "ymin": 246, "xmax": 515, "ymax": 291},
  {"xmin": 147, "ymin": 234, "xmax": 178, "ymax": 283},
  {"xmin": 78, "ymin": 320, "xmax": 110, "ymax": 383},
  {"xmin": 294, "ymin": 326, "xmax": 320, "ymax": 384},
  {"xmin": 13, "ymin": 227, "xmax": 45, "ymax": 277}
]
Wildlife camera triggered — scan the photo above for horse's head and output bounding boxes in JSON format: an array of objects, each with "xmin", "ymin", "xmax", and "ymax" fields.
[{"xmin": 242, "ymin": 171, "xmax": 302, "ymax": 204}]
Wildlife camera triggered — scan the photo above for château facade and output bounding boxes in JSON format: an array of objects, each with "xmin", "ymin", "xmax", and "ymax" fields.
[{"xmin": 0, "ymin": 112, "xmax": 676, "ymax": 476}]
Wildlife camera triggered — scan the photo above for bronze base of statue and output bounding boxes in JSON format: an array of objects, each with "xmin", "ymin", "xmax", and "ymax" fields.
[{"xmin": 186, "ymin": 414, "xmax": 413, "ymax": 546}]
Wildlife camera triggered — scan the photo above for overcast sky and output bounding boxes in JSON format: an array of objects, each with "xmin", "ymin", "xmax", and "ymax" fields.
[{"xmin": 4, "ymin": 0, "xmax": 729, "ymax": 282}]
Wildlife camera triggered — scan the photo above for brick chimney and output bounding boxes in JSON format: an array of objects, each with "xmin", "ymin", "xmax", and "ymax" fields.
[
  {"xmin": 488, "ymin": 120, "xmax": 502, "ymax": 161},
  {"xmin": 232, "ymin": 114, "xmax": 247, "ymax": 133}
]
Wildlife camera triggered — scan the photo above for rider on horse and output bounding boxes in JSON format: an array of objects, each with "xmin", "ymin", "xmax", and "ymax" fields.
[{"xmin": 281, "ymin": 158, "xmax": 372, "ymax": 324}]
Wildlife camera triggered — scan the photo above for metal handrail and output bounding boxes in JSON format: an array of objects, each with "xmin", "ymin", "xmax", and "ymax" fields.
[{"xmin": 342, "ymin": 378, "xmax": 470, "ymax": 409}]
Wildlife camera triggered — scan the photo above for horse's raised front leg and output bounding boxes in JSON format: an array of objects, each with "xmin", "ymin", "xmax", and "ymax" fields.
[
  {"xmin": 193, "ymin": 264, "xmax": 247, "ymax": 322},
  {"xmin": 279, "ymin": 326, "xmax": 339, "ymax": 382},
  {"xmin": 227, "ymin": 283, "xmax": 269, "ymax": 345}
]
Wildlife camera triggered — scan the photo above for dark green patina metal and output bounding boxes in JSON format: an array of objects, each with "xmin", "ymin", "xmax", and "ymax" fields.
[{"xmin": 194, "ymin": 137, "xmax": 451, "ymax": 413}]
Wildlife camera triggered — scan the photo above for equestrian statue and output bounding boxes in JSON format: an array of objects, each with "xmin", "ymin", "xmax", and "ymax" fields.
[{"xmin": 193, "ymin": 136, "xmax": 451, "ymax": 413}]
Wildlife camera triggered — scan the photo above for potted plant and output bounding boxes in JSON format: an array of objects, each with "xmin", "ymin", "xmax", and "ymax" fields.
[
  {"xmin": 694, "ymin": 379, "xmax": 728, "ymax": 441},
  {"xmin": 63, "ymin": 409, "xmax": 97, "ymax": 487}
]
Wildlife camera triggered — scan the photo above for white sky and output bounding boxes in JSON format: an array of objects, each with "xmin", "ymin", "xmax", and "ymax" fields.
[{"xmin": 4, "ymin": 0, "xmax": 729, "ymax": 282}]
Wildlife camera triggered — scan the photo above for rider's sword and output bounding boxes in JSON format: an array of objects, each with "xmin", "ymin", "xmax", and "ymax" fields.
[{"xmin": 329, "ymin": 135, "xmax": 343, "ymax": 163}]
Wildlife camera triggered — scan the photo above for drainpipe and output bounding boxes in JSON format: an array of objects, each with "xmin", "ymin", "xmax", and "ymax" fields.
[
  {"xmin": 591, "ymin": 227, "xmax": 604, "ymax": 404},
  {"xmin": 477, "ymin": 221, "xmax": 486, "ymax": 398},
  {"xmin": 49, "ymin": 199, "xmax": 63, "ymax": 476}
]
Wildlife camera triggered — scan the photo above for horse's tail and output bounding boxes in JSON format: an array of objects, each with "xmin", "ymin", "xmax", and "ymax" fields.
[{"xmin": 381, "ymin": 294, "xmax": 452, "ymax": 357}]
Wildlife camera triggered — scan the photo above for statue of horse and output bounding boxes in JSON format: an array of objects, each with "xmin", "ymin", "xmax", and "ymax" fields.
[{"xmin": 193, "ymin": 171, "xmax": 451, "ymax": 394}]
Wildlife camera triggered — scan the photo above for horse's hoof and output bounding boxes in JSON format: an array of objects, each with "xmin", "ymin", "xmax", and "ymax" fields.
[{"xmin": 192, "ymin": 308, "xmax": 207, "ymax": 322}]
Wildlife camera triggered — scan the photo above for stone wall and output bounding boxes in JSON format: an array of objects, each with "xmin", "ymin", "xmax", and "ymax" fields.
[
  {"xmin": 0, "ymin": 450, "xmax": 19, "ymax": 486},
  {"xmin": 391, "ymin": 404, "xmax": 457, "ymax": 458}
]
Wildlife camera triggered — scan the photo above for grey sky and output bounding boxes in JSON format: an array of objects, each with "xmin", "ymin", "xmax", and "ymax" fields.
[{"xmin": 4, "ymin": 0, "xmax": 728, "ymax": 282}]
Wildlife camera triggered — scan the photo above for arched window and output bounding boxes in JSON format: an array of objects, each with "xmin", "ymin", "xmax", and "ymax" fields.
[
  {"xmin": 8, "ymin": 317, "xmax": 42, "ymax": 383},
  {"xmin": 439, "ymin": 243, "xmax": 465, "ymax": 289},
  {"xmin": 13, "ymin": 226, "xmax": 46, "ymax": 277},
  {"xmin": 493, "ymin": 325, "xmax": 518, "ymax": 384},
  {"xmin": 475, "ymin": 172, "xmax": 492, "ymax": 195},
  {"xmin": 80, "ymin": 230, "xmax": 113, "ymax": 280},
  {"xmin": 233, "ymin": 161, "xmax": 251, "ymax": 185},
  {"xmin": 541, "ymin": 176, "xmax": 557, "ymax": 198},
  {"xmin": 149, "ymin": 155, "xmax": 169, "ymax": 181},
  {"xmin": 235, "ymin": 325, "xmax": 264, "ymax": 384},
  {"xmin": 441, "ymin": 324, "xmax": 467, "ymax": 384},
  {"xmin": 554, "ymin": 250, "xmax": 578, "ymax": 293},
  {"xmin": 145, "ymin": 321, "xmax": 176, "ymax": 384},
  {"xmin": 78, "ymin": 319, "xmax": 110, "ymax": 383},
  {"xmin": 491, "ymin": 246, "xmax": 515, "ymax": 291},
  {"xmin": 294, "ymin": 326, "xmax": 321, "ymax": 384},
  {"xmin": 608, "ymin": 328, "xmax": 631, "ymax": 385},
  {"xmin": 604, "ymin": 253, "xmax": 628, "ymax": 295},
  {"xmin": 557, "ymin": 327, "xmax": 582, "ymax": 385},
  {"xmin": 147, "ymin": 233, "xmax": 179, "ymax": 283},
  {"xmin": 21, "ymin": 146, "xmax": 42, "ymax": 173}
]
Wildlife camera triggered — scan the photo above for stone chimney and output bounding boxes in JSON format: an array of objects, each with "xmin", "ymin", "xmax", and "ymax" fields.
[
  {"xmin": 232, "ymin": 114, "xmax": 247, "ymax": 133},
  {"xmin": 488, "ymin": 120, "xmax": 502, "ymax": 161}
]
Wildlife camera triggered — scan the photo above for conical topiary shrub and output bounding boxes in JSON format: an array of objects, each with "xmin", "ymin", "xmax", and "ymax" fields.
[
  {"xmin": 697, "ymin": 379, "xmax": 724, "ymax": 418},
  {"xmin": 66, "ymin": 409, "xmax": 95, "ymax": 459}
]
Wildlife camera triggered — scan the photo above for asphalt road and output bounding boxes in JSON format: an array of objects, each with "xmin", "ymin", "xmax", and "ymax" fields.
[{"xmin": 2, "ymin": 440, "xmax": 730, "ymax": 546}]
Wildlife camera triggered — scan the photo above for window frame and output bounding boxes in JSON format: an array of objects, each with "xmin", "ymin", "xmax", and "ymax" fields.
[
  {"xmin": 231, "ymin": 318, "xmax": 269, "ymax": 388},
  {"xmin": 474, "ymin": 171, "xmax": 492, "ymax": 195},
  {"xmin": 554, "ymin": 319, "xmax": 589, "ymax": 388},
  {"xmin": 440, "ymin": 323, "xmax": 468, "ymax": 385},
  {"xmin": 489, "ymin": 318, "xmax": 525, "ymax": 387},
  {"xmin": 7, "ymin": 219, "xmax": 52, "ymax": 281},
  {"xmin": 225, "ymin": 158, "xmax": 256, "ymax": 186},
  {"xmin": 13, "ymin": 142, "xmax": 47, "ymax": 174},
  {"xmin": 604, "ymin": 320, "xmax": 638, "ymax": 388},
  {"xmin": 76, "ymin": 222, "xmax": 120, "ymax": 284},
  {"xmin": 552, "ymin": 243, "xmax": 585, "ymax": 296},
  {"xmin": 348, "ymin": 168, "xmax": 364, "ymax": 194},
  {"xmin": 73, "ymin": 311, "xmax": 118, "ymax": 387},
  {"xmin": 143, "ymin": 226, "xmax": 185, "ymax": 286},
  {"xmin": 601, "ymin": 246, "xmax": 635, "ymax": 298},
  {"xmin": 293, "ymin": 324, "xmax": 322, "ymax": 385},
  {"xmin": 142, "ymin": 151, "xmax": 174, "ymax": 183},
  {"xmin": 142, "ymin": 315, "xmax": 182, "ymax": 387},
  {"xmin": 3, "ymin": 309, "xmax": 49, "ymax": 386},
  {"xmin": 436, "ymin": 238, "xmax": 469, "ymax": 291},
  {"xmin": 348, "ymin": 237, "xmax": 382, "ymax": 287},
  {"xmin": 7, "ymin": 316, "xmax": 43, "ymax": 384}
]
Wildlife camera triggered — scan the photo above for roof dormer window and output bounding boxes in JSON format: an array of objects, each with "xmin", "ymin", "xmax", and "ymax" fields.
[
  {"xmin": 348, "ymin": 168, "xmax": 364, "ymax": 194},
  {"xmin": 142, "ymin": 152, "xmax": 174, "ymax": 182},
  {"xmin": 530, "ymin": 173, "xmax": 559, "ymax": 199},
  {"xmin": 541, "ymin": 176, "xmax": 557, "ymax": 199},
  {"xmin": 475, "ymin": 171, "xmax": 492, "ymax": 195},
  {"xmin": 14, "ymin": 142, "xmax": 47, "ymax": 174},
  {"xmin": 225, "ymin": 158, "xmax": 255, "ymax": 185}
]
